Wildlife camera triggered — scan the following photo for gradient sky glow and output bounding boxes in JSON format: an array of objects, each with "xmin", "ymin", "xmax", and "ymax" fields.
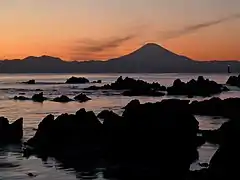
[{"xmin": 0, "ymin": 0, "xmax": 240, "ymax": 61}]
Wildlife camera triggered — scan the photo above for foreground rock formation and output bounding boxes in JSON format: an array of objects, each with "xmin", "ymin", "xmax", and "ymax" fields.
[
  {"xmin": 167, "ymin": 76, "xmax": 228, "ymax": 97},
  {"xmin": 23, "ymin": 97, "xmax": 240, "ymax": 179},
  {"xmin": 65, "ymin": 76, "xmax": 90, "ymax": 84},
  {"xmin": 85, "ymin": 76, "xmax": 166, "ymax": 97},
  {"xmin": 0, "ymin": 117, "xmax": 23, "ymax": 143},
  {"xmin": 25, "ymin": 99, "xmax": 200, "ymax": 179},
  {"xmin": 226, "ymin": 75, "xmax": 240, "ymax": 87}
]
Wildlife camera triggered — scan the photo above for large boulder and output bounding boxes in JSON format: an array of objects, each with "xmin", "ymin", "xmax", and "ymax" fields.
[
  {"xmin": 74, "ymin": 93, "xmax": 91, "ymax": 102},
  {"xmin": 167, "ymin": 76, "xmax": 228, "ymax": 97},
  {"xmin": 226, "ymin": 75, "xmax": 240, "ymax": 87},
  {"xmin": 0, "ymin": 117, "xmax": 23, "ymax": 143},
  {"xmin": 65, "ymin": 77, "xmax": 89, "ymax": 84}
]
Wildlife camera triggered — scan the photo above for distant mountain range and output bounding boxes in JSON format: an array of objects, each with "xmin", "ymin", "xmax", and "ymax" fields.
[{"xmin": 0, "ymin": 43, "xmax": 239, "ymax": 73}]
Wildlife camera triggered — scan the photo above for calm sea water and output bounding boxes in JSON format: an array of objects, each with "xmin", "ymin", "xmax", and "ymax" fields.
[{"xmin": 0, "ymin": 73, "xmax": 239, "ymax": 179}]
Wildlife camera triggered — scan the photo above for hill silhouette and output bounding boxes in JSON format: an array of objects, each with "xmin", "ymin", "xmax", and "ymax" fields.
[{"xmin": 0, "ymin": 43, "xmax": 239, "ymax": 73}]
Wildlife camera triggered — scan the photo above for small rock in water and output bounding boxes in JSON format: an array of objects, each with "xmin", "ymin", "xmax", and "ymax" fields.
[
  {"xmin": 22, "ymin": 80, "xmax": 36, "ymax": 84},
  {"xmin": 65, "ymin": 76, "xmax": 90, "ymax": 84},
  {"xmin": 14, "ymin": 96, "xmax": 30, "ymax": 101},
  {"xmin": 53, "ymin": 95, "xmax": 72, "ymax": 103},
  {"xmin": 74, "ymin": 93, "xmax": 91, "ymax": 102},
  {"xmin": 27, "ymin": 172, "xmax": 37, "ymax": 177}
]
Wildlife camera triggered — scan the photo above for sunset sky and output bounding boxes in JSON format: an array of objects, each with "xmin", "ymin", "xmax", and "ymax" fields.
[{"xmin": 0, "ymin": 0, "xmax": 240, "ymax": 61}]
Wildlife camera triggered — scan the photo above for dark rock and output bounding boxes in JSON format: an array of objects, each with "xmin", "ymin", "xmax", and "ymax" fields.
[
  {"xmin": 14, "ymin": 96, "xmax": 30, "ymax": 101},
  {"xmin": 22, "ymin": 79, "xmax": 35, "ymax": 84},
  {"xmin": 74, "ymin": 93, "xmax": 91, "ymax": 102},
  {"xmin": 65, "ymin": 76, "xmax": 89, "ymax": 84},
  {"xmin": 190, "ymin": 97, "xmax": 240, "ymax": 119},
  {"xmin": 0, "ymin": 117, "xmax": 23, "ymax": 143},
  {"xmin": 92, "ymin": 80, "xmax": 102, "ymax": 83},
  {"xmin": 32, "ymin": 92, "xmax": 47, "ymax": 102},
  {"xmin": 226, "ymin": 75, "xmax": 240, "ymax": 87},
  {"xmin": 123, "ymin": 99, "xmax": 141, "ymax": 109},
  {"xmin": 85, "ymin": 76, "xmax": 166, "ymax": 97},
  {"xmin": 25, "ymin": 99, "xmax": 200, "ymax": 179},
  {"xmin": 167, "ymin": 76, "xmax": 228, "ymax": 97},
  {"xmin": 206, "ymin": 119, "xmax": 240, "ymax": 180},
  {"xmin": 53, "ymin": 95, "xmax": 72, "ymax": 103}
]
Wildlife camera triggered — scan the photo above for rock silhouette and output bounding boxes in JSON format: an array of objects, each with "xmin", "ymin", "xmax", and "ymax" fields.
[
  {"xmin": 14, "ymin": 96, "xmax": 30, "ymax": 101},
  {"xmin": 65, "ymin": 76, "xmax": 90, "ymax": 84},
  {"xmin": 32, "ymin": 92, "xmax": 47, "ymax": 102},
  {"xmin": 167, "ymin": 76, "xmax": 228, "ymax": 97},
  {"xmin": 0, "ymin": 117, "xmax": 23, "ymax": 143},
  {"xmin": 74, "ymin": 93, "xmax": 91, "ymax": 102},
  {"xmin": 91, "ymin": 80, "xmax": 102, "ymax": 83},
  {"xmin": 26, "ymin": 100, "xmax": 200, "ymax": 179},
  {"xmin": 226, "ymin": 75, "xmax": 240, "ymax": 87},
  {"xmin": 53, "ymin": 95, "xmax": 72, "ymax": 103},
  {"xmin": 22, "ymin": 79, "xmax": 35, "ymax": 84},
  {"xmin": 85, "ymin": 76, "xmax": 166, "ymax": 97}
]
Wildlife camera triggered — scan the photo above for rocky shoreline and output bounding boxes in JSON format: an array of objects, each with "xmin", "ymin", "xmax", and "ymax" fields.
[{"xmin": 1, "ymin": 75, "xmax": 240, "ymax": 179}]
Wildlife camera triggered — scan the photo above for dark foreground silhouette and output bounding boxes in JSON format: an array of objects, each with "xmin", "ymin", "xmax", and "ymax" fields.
[
  {"xmin": 0, "ymin": 117, "xmax": 23, "ymax": 143},
  {"xmin": 226, "ymin": 74, "xmax": 240, "ymax": 87},
  {"xmin": 2, "ymin": 97, "xmax": 240, "ymax": 179},
  {"xmin": 25, "ymin": 100, "xmax": 200, "ymax": 179}
]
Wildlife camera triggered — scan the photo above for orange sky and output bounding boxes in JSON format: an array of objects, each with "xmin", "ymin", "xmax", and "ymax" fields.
[{"xmin": 0, "ymin": 0, "xmax": 240, "ymax": 61}]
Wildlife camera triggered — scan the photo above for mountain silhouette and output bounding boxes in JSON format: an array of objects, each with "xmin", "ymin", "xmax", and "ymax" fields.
[{"xmin": 0, "ymin": 43, "xmax": 239, "ymax": 73}]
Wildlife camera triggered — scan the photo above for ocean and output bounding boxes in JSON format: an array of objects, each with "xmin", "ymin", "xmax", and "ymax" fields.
[{"xmin": 0, "ymin": 73, "xmax": 238, "ymax": 179}]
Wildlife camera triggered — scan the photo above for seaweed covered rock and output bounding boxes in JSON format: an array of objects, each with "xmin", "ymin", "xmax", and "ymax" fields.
[
  {"xmin": 0, "ymin": 117, "xmax": 23, "ymax": 143},
  {"xmin": 167, "ymin": 76, "xmax": 228, "ymax": 97},
  {"xmin": 65, "ymin": 77, "xmax": 89, "ymax": 84}
]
